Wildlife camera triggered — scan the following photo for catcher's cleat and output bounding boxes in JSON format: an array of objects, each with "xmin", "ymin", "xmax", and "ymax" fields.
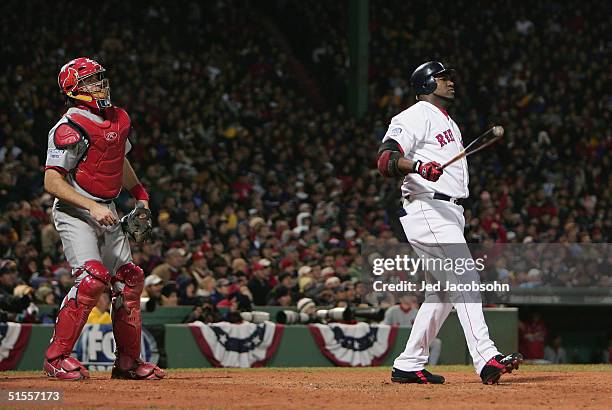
[
  {"xmin": 480, "ymin": 353, "xmax": 523, "ymax": 385},
  {"xmin": 111, "ymin": 355, "xmax": 165, "ymax": 380},
  {"xmin": 391, "ymin": 368, "xmax": 445, "ymax": 384},
  {"xmin": 43, "ymin": 356, "xmax": 90, "ymax": 381}
]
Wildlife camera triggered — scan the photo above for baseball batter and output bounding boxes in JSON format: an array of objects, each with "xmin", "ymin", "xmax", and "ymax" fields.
[
  {"xmin": 42, "ymin": 57, "xmax": 164, "ymax": 380},
  {"xmin": 377, "ymin": 61, "xmax": 521, "ymax": 384}
]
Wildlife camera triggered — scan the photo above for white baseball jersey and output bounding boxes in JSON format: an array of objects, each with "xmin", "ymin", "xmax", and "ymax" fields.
[
  {"xmin": 386, "ymin": 103, "xmax": 503, "ymax": 375},
  {"xmin": 382, "ymin": 101, "xmax": 469, "ymax": 199}
]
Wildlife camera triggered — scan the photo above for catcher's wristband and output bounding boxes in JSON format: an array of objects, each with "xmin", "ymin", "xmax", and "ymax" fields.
[{"xmin": 129, "ymin": 183, "xmax": 149, "ymax": 201}]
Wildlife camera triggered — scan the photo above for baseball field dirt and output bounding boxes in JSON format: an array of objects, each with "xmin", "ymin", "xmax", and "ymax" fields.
[{"xmin": 2, "ymin": 365, "xmax": 611, "ymax": 409}]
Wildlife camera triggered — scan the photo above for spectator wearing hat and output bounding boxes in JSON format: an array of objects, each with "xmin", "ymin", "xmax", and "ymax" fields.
[
  {"xmin": 211, "ymin": 278, "xmax": 231, "ymax": 306},
  {"xmin": 309, "ymin": 276, "xmax": 339, "ymax": 305},
  {"xmin": 247, "ymin": 259, "xmax": 272, "ymax": 306},
  {"xmin": 142, "ymin": 274, "xmax": 164, "ymax": 309},
  {"xmin": 297, "ymin": 297, "xmax": 316, "ymax": 316},
  {"xmin": 151, "ymin": 248, "xmax": 188, "ymax": 282},
  {"xmin": 279, "ymin": 257, "xmax": 297, "ymax": 275},
  {"xmin": 189, "ymin": 251, "xmax": 211, "ymax": 277},
  {"xmin": 321, "ymin": 266, "xmax": 335, "ymax": 277},
  {"xmin": 298, "ymin": 265, "xmax": 313, "ymax": 293},
  {"xmin": 200, "ymin": 242, "xmax": 214, "ymax": 260},
  {"xmin": 188, "ymin": 250, "xmax": 213, "ymax": 289},
  {"xmin": 325, "ymin": 276, "xmax": 341, "ymax": 289},
  {"xmin": 217, "ymin": 289, "xmax": 252, "ymax": 315}
]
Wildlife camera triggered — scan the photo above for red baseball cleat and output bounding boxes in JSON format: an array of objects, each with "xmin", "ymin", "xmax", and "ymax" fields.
[
  {"xmin": 43, "ymin": 356, "xmax": 90, "ymax": 381},
  {"xmin": 111, "ymin": 355, "xmax": 165, "ymax": 380},
  {"xmin": 480, "ymin": 353, "xmax": 523, "ymax": 385}
]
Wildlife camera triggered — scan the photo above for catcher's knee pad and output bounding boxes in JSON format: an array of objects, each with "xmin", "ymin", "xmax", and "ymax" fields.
[
  {"xmin": 75, "ymin": 260, "xmax": 112, "ymax": 305},
  {"xmin": 46, "ymin": 260, "xmax": 110, "ymax": 360},
  {"xmin": 112, "ymin": 262, "xmax": 144, "ymax": 360},
  {"xmin": 112, "ymin": 262, "xmax": 144, "ymax": 306}
]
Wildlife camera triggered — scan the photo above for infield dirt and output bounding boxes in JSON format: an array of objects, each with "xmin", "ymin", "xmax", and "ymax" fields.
[{"xmin": 2, "ymin": 365, "xmax": 611, "ymax": 409}]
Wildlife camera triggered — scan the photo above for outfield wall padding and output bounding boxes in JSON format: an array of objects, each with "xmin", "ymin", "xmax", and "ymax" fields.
[{"xmin": 13, "ymin": 308, "xmax": 517, "ymax": 370}]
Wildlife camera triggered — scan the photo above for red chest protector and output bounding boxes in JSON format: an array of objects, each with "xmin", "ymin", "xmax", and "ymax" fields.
[{"xmin": 66, "ymin": 107, "xmax": 130, "ymax": 199}]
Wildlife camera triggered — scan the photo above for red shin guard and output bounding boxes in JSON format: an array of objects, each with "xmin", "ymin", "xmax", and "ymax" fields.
[
  {"xmin": 112, "ymin": 263, "xmax": 144, "ymax": 361},
  {"xmin": 44, "ymin": 260, "xmax": 110, "ymax": 379},
  {"xmin": 111, "ymin": 263, "xmax": 164, "ymax": 379}
]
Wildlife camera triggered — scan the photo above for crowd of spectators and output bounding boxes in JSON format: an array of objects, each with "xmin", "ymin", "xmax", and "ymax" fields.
[{"xmin": 0, "ymin": 0, "xmax": 609, "ymax": 322}]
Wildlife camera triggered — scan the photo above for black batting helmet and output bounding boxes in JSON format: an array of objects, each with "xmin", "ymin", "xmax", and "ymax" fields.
[{"xmin": 410, "ymin": 61, "xmax": 455, "ymax": 95}]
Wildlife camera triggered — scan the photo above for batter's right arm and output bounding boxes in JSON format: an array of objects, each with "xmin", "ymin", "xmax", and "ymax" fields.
[{"xmin": 44, "ymin": 169, "xmax": 117, "ymax": 226}]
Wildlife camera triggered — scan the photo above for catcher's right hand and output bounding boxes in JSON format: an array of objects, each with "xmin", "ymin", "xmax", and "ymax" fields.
[{"xmin": 121, "ymin": 201, "xmax": 152, "ymax": 243}]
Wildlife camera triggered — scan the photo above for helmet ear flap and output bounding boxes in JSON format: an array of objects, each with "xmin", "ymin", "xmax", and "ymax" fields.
[{"xmin": 422, "ymin": 76, "xmax": 437, "ymax": 95}]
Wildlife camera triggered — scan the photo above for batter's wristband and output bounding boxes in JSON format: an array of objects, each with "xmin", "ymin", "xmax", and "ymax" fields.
[
  {"xmin": 129, "ymin": 183, "xmax": 149, "ymax": 201},
  {"xmin": 413, "ymin": 160, "xmax": 422, "ymax": 174}
]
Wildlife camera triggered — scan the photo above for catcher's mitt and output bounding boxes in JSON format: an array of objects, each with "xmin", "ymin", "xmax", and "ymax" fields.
[{"xmin": 121, "ymin": 201, "xmax": 152, "ymax": 243}]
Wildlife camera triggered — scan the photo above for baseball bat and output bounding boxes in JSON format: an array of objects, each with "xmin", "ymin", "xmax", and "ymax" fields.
[{"xmin": 439, "ymin": 126, "xmax": 504, "ymax": 170}]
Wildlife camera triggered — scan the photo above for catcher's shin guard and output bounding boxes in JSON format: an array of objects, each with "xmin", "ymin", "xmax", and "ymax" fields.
[
  {"xmin": 111, "ymin": 262, "xmax": 165, "ymax": 380},
  {"xmin": 44, "ymin": 260, "xmax": 110, "ymax": 380}
]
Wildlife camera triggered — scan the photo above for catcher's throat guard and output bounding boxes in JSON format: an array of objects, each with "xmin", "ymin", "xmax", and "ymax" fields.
[{"xmin": 121, "ymin": 201, "xmax": 152, "ymax": 243}]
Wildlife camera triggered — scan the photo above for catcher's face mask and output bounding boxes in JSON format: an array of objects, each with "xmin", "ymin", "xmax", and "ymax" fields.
[{"xmin": 77, "ymin": 72, "xmax": 112, "ymax": 108}]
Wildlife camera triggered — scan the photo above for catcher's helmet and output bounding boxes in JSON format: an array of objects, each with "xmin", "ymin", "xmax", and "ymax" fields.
[
  {"xmin": 58, "ymin": 57, "xmax": 112, "ymax": 110},
  {"xmin": 410, "ymin": 61, "xmax": 455, "ymax": 95}
]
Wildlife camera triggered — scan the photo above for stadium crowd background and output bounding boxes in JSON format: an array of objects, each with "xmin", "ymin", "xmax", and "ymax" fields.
[{"xmin": 0, "ymin": 0, "xmax": 609, "ymax": 326}]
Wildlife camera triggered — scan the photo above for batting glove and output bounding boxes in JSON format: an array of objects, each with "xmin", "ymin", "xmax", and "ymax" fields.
[{"xmin": 414, "ymin": 160, "xmax": 443, "ymax": 182}]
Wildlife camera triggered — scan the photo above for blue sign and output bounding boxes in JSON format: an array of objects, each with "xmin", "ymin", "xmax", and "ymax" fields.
[{"xmin": 73, "ymin": 324, "xmax": 159, "ymax": 371}]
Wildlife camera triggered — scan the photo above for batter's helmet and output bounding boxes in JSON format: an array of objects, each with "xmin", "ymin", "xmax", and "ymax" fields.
[{"xmin": 410, "ymin": 61, "xmax": 455, "ymax": 95}]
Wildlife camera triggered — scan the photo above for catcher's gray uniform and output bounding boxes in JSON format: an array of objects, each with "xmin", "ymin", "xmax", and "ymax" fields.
[{"xmin": 45, "ymin": 107, "xmax": 133, "ymax": 278}]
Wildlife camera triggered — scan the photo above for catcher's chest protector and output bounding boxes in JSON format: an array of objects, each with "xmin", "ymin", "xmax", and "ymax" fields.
[{"xmin": 68, "ymin": 107, "xmax": 131, "ymax": 199}]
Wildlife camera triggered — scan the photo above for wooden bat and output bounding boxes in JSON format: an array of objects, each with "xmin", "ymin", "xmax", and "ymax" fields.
[{"xmin": 439, "ymin": 126, "xmax": 504, "ymax": 170}]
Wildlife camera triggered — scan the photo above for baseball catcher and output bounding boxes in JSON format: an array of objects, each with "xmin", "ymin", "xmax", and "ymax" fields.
[{"xmin": 43, "ymin": 57, "xmax": 165, "ymax": 380}]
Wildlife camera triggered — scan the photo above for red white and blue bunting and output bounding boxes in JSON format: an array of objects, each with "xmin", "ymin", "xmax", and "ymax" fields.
[
  {"xmin": 0, "ymin": 323, "xmax": 32, "ymax": 370},
  {"xmin": 189, "ymin": 321, "xmax": 284, "ymax": 368},
  {"xmin": 309, "ymin": 323, "xmax": 398, "ymax": 366}
]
